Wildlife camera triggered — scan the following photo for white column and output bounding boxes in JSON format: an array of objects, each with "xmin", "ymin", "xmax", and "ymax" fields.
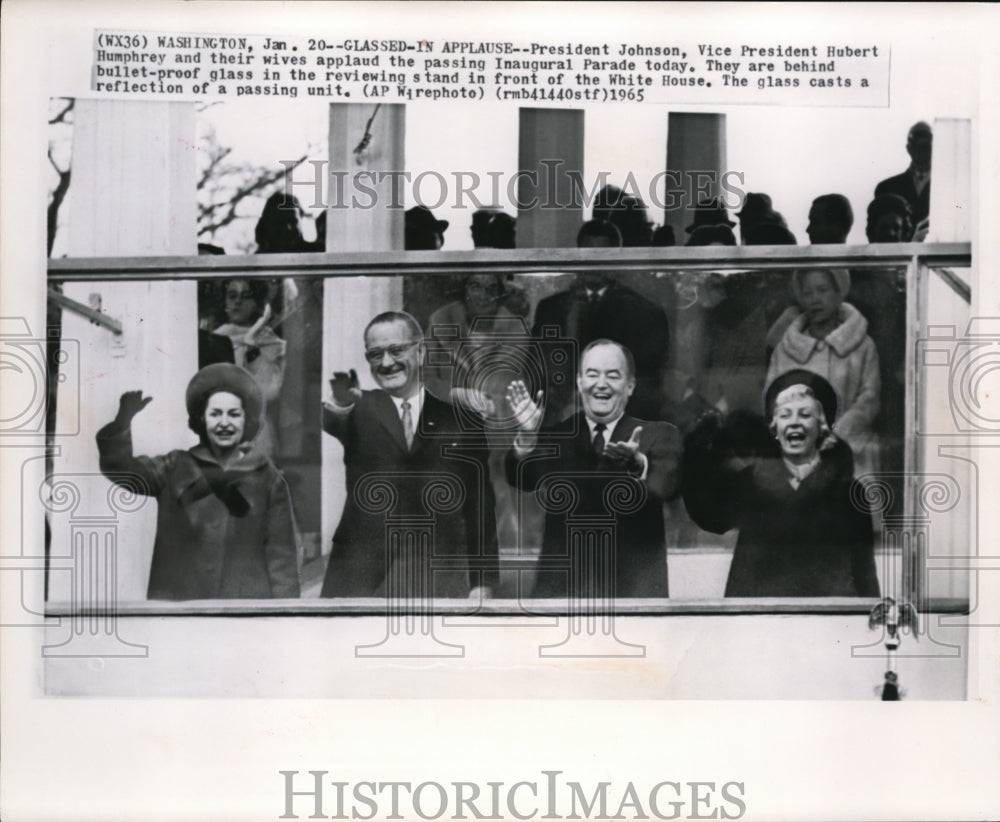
[
  {"xmin": 321, "ymin": 103, "xmax": 405, "ymax": 563},
  {"xmin": 517, "ymin": 108, "xmax": 585, "ymax": 248},
  {"xmin": 927, "ymin": 117, "xmax": 972, "ymax": 242},
  {"xmin": 50, "ymin": 100, "xmax": 198, "ymax": 603},
  {"xmin": 663, "ymin": 112, "xmax": 728, "ymax": 241}
]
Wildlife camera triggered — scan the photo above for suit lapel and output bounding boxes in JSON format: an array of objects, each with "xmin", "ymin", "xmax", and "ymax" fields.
[
  {"xmin": 409, "ymin": 392, "xmax": 446, "ymax": 457},
  {"xmin": 587, "ymin": 414, "xmax": 639, "ymax": 468},
  {"xmin": 611, "ymin": 415, "xmax": 638, "ymax": 444},
  {"xmin": 372, "ymin": 391, "xmax": 409, "ymax": 454}
]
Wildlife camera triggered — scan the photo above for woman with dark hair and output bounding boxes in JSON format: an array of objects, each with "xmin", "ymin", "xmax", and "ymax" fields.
[
  {"xmin": 865, "ymin": 193, "xmax": 914, "ymax": 243},
  {"xmin": 96, "ymin": 364, "xmax": 301, "ymax": 600},
  {"xmin": 214, "ymin": 277, "xmax": 286, "ymax": 455},
  {"xmin": 682, "ymin": 369, "xmax": 880, "ymax": 598},
  {"xmin": 255, "ymin": 192, "xmax": 308, "ymax": 253}
]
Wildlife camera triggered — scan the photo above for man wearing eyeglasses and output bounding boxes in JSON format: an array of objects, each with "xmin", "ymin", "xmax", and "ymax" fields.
[{"xmin": 319, "ymin": 311, "xmax": 499, "ymax": 601}]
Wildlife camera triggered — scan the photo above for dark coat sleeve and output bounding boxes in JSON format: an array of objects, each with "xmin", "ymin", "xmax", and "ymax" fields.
[
  {"xmin": 505, "ymin": 432, "xmax": 562, "ymax": 495},
  {"xmin": 473, "ymin": 430, "xmax": 500, "ymax": 591},
  {"xmin": 846, "ymin": 478, "xmax": 880, "ymax": 597},
  {"xmin": 263, "ymin": 470, "xmax": 302, "ymax": 598},
  {"xmin": 681, "ymin": 412, "xmax": 748, "ymax": 534},
  {"xmin": 96, "ymin": 420, "xmax": 171, "ymax": 496},
  {"xmin": 321, "ymin": 399, "xmax": 354, "ymax": 441},
  {"xmin": 641, "ymin": 422, "xmax": 682, "ymax": 502}
]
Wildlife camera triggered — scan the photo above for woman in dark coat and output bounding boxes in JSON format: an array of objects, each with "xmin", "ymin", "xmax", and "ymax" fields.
[
  {"xmin": 97, "ymin": 363, "xmax": 301, "ymax": 600},
  {"xmin": 682, "ymin": 369, "xmax": 880, "ymax": 597}
]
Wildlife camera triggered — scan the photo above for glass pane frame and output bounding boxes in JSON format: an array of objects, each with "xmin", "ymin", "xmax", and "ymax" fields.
[{"xmin": 45, "ymin": 242, "xmax": 972, "ymax": 617}]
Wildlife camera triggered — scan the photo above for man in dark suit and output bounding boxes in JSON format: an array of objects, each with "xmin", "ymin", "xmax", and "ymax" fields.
[
  {"xmin": 874, "ymin": 121, "xmax": 932, "ymax": 225},
  {"xmin": 505, "ymin": 339, "xmax": 682, "ymax": 599},
  {"xmin": 320, "ymin": 311, "xmax": 498, "ymax": 599},
  {"xmin": 531, "ymin": 219, "xmax": 670, "ymax": 424}
]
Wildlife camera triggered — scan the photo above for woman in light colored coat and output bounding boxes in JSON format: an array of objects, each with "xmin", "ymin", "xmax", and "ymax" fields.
[{"xmin": 767, "ymin": 267, "xmax": 880, "ymax": 477}]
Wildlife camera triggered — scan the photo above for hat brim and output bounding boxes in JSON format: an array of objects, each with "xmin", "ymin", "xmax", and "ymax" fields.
[
  {"xmin": 685, "ymin": 218, "xmax": 737, "ymax": 233},
  {"xmin": 185, "ymin": 363, "xmax": 264, "ymax": 442},
  {"xmin": 763, "ymin": 369, "xmax": 839, "ymax": 427}
]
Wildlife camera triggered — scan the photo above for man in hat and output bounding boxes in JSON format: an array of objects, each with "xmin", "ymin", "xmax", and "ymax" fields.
[
  {"xmin": 405, "ymin": 205, "xmax": 449, "ymax": 250},
  {"xmin": 320, "ymin": 311, "xmax": 498, "ymax": 599},
  {"xmin": 685, "ymin": 198, "xmax": 737, "ymax": 236},
  {"xmin": 530, "ymin": 219, "xmax": 671, "ymax": 424},
  {"xmin": 593, "ymin": 185, "xmax": 655, "ymax": 247},
  {"xmin": 874, "ymin": 121, "xmax": 932, "ymax": 225},
  {"xmin": 96, "ymin": 364, "xmax": 301, "ymax": 600},
  {"xmin": 736, "ymin": 192, "xmax": 786, "ymax": 244}
]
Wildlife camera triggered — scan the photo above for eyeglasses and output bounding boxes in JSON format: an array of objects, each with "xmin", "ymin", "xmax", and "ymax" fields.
[
  {"xmin": 364, "ymin": 341, "xmax": 419, "ymax": 364},
  {"xmin": 225, "ymin": 290, "xmax": 255, "ymax": 302}
]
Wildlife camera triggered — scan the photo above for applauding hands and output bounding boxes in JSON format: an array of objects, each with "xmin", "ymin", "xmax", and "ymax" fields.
[{"xmin": 604, "ymin": 425, "xmax": 644, "ymax": 472}]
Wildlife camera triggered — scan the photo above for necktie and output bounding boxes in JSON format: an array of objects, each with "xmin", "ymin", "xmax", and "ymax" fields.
[
  {"xmin": 592, "ymin": 422, "xmax": 606, "ymax": 456},
  {"xmin": 401, "ymin": 400, "xmax": 414, "ymax": 450}
]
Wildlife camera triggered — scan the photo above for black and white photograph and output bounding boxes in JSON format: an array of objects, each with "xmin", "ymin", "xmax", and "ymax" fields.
[{"xmin": 2, "ymin": 2, "xmax": 999, "ymax": 820}]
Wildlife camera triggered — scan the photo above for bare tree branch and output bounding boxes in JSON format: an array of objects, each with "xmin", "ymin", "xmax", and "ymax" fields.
[
  {"xmin": 48, "ymin": 148, "xmax": 72, "ymax": 257},
  {"xmin": 197, "ymin": 153, "xmax": 310, "ymax": 237},
  {"xmin": 49, "ymin": 98, "xmax": 75, "ymax": 126},
  {"xmin": 196, "ymin": 143, "xmax": 233, "ymax": 191}
]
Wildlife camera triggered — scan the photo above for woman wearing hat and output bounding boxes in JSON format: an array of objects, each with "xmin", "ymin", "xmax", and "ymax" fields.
[
  {"xmin": 767, "ymin": 267, "xmax": 881, "ymax": 477},
  {"xmin": 96, "ymin": 363, "xmax": 301, "ymax": 600},
  {"xmin": 682, "ymin": 369, "xmax": 880, "ymax": 597}
]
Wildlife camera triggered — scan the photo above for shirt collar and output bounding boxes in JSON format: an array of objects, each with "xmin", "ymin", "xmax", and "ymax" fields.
[
  {"xmin": 586, "ymin": 413, "xmax": 623, "ymax": 441},
  {"xmin": 389, "ymin": 387, "xmax": 424, "ymax": 420}
]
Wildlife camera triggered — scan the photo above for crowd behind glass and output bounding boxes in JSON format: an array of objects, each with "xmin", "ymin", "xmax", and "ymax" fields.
[{"xmin": 93, "ymin": 122, "xmax": 937, "ymax": 602}]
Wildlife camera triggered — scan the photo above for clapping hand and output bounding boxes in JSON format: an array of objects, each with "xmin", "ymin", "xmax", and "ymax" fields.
[
  {"xmin": 604, "ymin": 426, "xmax": 644, "ymax": 471},
  {"xmin": 245, "ymin": 303, "xmax": 272, "ymax": 346},
  {"xmin": 505, "ymin": 380, "xmax": 543, "ymax": 433},
  {"xmin": 330, "ymin": 368, "xmax": 362, "ymax": 406}
]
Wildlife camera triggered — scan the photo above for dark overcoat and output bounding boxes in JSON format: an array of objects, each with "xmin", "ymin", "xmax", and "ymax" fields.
[
  {"xmin": 320, "ymin": 390, "xmax": 499, "ymax": 598},
  {"xmin": 683, "ymin": 418, "xmax": 879, "ymax": 598},
  {"xmin": 874, "ymin": 171, "xmax": 930, "ymax": 223},
  {"xmin": 506, "ymin": 413, "xmax": 681, "ymax": 599},
  {"xmin": 97, "ymin": 423, "xmax": 301, "ymax": 600}
]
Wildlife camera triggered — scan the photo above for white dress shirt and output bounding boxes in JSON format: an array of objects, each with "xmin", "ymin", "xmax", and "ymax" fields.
[{"xmin": 389, "ymin": 387, "xmax": 425, "ymax": 426}]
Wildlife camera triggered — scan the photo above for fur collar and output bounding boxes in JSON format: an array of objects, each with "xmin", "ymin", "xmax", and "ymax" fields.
[{"xmin": 777, "ymin": 302, "xmax": 869, "ymax": 362}]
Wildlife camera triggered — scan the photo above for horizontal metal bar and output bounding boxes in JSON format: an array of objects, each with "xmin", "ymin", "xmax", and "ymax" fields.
[
  {"xmin": 48, "ymin": 242, "xmax": 971, "ymax": 281},
  {"xmin": 47, "ymin": 288, "xmax": 123, "ymax": 334},
  {"xmin": 44, "ymin": 596, "xmax": 969, "ymax": 618}
]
